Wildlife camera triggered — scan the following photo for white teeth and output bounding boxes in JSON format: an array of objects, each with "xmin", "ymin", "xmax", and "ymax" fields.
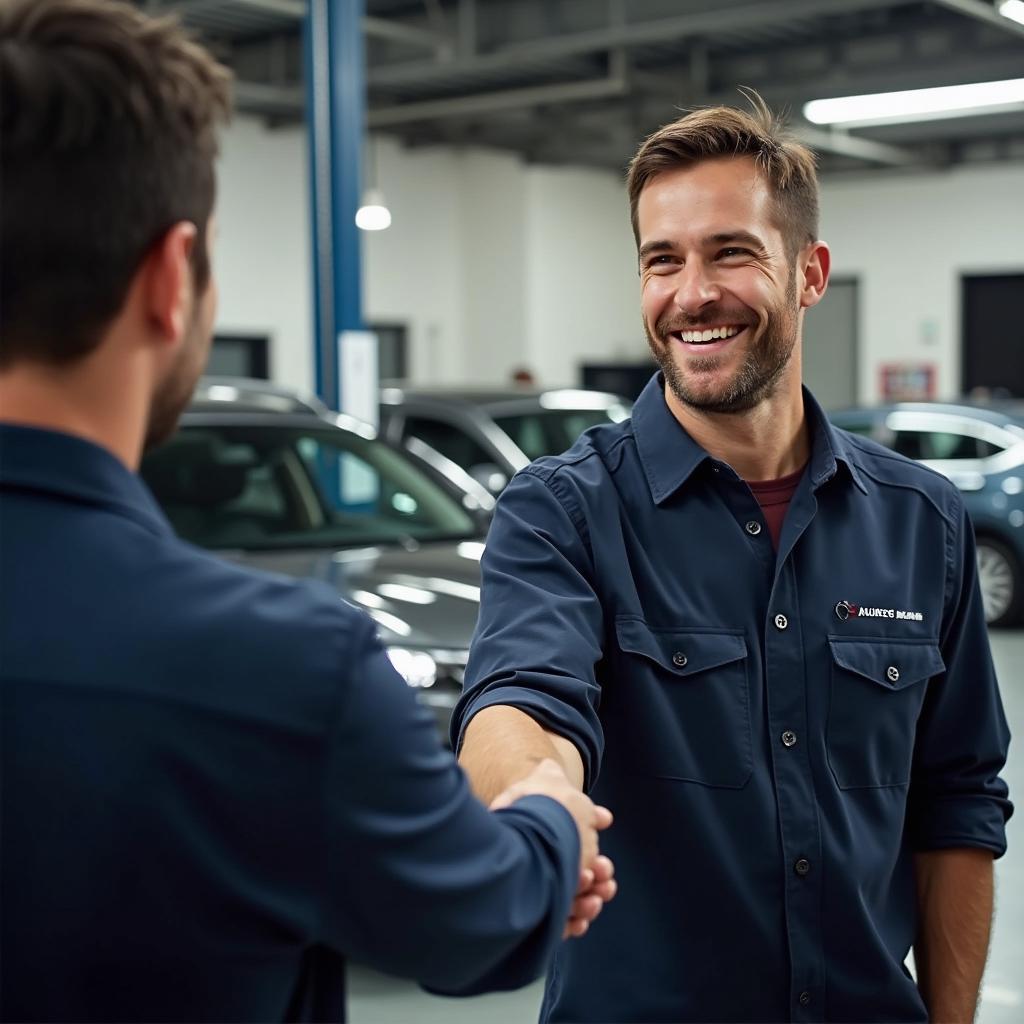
[{"xmin": 678, "ymin": 325, "xmax": 742, "ymax": 344}]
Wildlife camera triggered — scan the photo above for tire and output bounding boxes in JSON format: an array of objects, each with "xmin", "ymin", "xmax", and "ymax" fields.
[{"xmin": 975, "ymin": 536, "xmax": 1023, "ymax": 628}]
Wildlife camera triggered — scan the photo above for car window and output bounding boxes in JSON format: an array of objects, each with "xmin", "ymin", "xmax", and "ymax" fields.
[
  {"xmin": 142, "ymin": 424, "xmax": 477, "ymax": 550},
  {"xmin": 492, "ymin": 409, "xmax": 623, "ymax": 461},
  {"xmin": 891, "ymin": 430, "xmax": 1003, "ymax": 461},
  {"xmin": 403, "ymin": 416, "xmax": 495, "ymax": 469}
]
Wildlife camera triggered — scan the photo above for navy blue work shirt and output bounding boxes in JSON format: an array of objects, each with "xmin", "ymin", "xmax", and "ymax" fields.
[
  {"xmin": 453, "ymin": 374, "xmax": 1012, "ymax": 1024},
  {"xmin": 0, "ymin": 424, "xmax": 580, "ymax": 1023}
]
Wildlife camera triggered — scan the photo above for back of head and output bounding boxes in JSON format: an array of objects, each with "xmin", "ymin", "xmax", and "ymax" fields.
[
  {"xmin": 0, "ymin": 0, "xmax": 232, "ymax": 368},
  {"xmin": 626, "ymin": 91, "xmax": 820, "ymax": 260}
]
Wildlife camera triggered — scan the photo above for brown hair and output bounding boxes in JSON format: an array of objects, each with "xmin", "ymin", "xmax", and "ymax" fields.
[
  {"xmin": 626, "ymin": 91, "xmax": 819, "ymax": 259},
  {"xmin": 0, "ymin": 0, "xmax": 232, "ymax": 367}
]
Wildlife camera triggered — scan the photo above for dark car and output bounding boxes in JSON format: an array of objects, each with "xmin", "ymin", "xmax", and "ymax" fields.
[
  {"xmin": 830, "ymin": 401, "xmax": 1024, "ymax": 627},
  {"xmin": 140, "ymin": 379, "xmax": 489, "ymax": 738},
  {"xmin": 380, "ymin": 385, "xmax": 632, "ymax": 495}
]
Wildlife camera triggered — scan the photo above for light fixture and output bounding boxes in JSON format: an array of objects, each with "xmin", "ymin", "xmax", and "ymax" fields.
[
  {"xmin": 355, "ymin": 189, "xmax": 392, "ymax": 231},
  {"xmin": 803, "ymin": 78, "xmax": 1024, "ymax": 127},
  {"xmin": 356, "ymin": 134, "xmax": 391, "ymax": 231},
  {"xmin": 1000, "ymin": 0, "xmax": 1024, "ymax": 28}
]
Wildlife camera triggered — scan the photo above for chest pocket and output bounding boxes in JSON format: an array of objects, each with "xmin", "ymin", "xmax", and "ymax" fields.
[
  {"xmin": 827, "ymin": 637, "xmax": 944, "ymax": 790},
  {"xmin": 611, "ymin": 617, "xmax": 751, "ymax": 788}
]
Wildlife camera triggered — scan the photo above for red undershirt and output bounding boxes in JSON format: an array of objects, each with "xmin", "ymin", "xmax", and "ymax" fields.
[{"xmin": 747, "ymin": 464, "xmax": 807, "ymax": 550}]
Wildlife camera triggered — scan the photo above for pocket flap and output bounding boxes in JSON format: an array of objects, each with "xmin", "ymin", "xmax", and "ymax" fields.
[
  {"xmin": 828, "ymin": 638, "xmax": 944, "ymax": 690},
  {"xmin": 615, "ymin": 617, "xmax": 747, "ymax": 676}
]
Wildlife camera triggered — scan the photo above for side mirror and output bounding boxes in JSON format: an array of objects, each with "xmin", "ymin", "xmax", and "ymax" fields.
[{"xmin": 469, "ymin": 463, "xmax": 508, "ymax": 495}]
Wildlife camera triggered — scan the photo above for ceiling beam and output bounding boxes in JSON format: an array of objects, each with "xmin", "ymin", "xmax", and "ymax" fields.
[
  {"xmin": 363, "ymin": 15, "xmax": 451, "ymax": 53},
  {"xmin": 792, "ymin": 126, "xmax": 925, "ymax": 165},
  {"xmin": 368, "ymin": 73, "xmax": 629, "ymax": 127},
  {"xmin": 929, "ymin": 0, "xmax": 1024, "ymax": 40},
  {"xmin": 369, "ymin": 0, "xmax": 916, "ymax": 88}
]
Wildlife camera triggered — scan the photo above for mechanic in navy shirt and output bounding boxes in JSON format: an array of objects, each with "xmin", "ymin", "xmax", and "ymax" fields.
[
  {"xmin": 0, "ymin": 2, "xmax": 615, "ymax": 1020},
  {"xmin": 454, "ymin": 96, "xmax": 1012, "ymax": 1023}
]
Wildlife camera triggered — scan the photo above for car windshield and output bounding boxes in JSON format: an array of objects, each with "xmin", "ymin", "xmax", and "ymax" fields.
[
  {"xmin": 492, "ymin": 406, "xmax": 629, "ymax": 461},
  {"xmin": 142, "ymin": 422, "xmax": 478, "ymax": 551}
]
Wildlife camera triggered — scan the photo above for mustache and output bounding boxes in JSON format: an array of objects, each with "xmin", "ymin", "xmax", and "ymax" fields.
[{"xmin": 655, "ymin": 310, "xmax": 754, "ymax": 334}]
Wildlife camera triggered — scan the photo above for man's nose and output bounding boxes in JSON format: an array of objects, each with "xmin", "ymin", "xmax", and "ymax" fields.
[{"xmin": 673, "ymin": 261, "xmax": 721, "ymax": 315}]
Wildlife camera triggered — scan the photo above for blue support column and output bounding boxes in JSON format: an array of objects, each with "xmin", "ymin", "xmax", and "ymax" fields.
[{"xmin": 304, "ymin": 0, "xmax": 365, "ymax": 410}]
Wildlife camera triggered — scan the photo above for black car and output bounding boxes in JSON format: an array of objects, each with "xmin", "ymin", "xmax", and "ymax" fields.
[{"xmin": 141, "ymin": 379, "xmax": 489, "ymax": 738}]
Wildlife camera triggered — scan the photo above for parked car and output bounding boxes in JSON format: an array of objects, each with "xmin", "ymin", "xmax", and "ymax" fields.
[
  {"xmin": 829, "ymin": 401, "xmax": 1024, "ymax": 627},
  {"xmin": 380, "ymin": 385, "xmax": 632, "ymax": 495},
  {"xmin": 141, "ymin": 378, "xmax": 490, "ymax": 739}
]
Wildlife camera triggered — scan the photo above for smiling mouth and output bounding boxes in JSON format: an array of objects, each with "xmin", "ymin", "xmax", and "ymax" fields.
[{"xmin": 670, "ymin": 325, "xmax": 746, "ymax": 345}]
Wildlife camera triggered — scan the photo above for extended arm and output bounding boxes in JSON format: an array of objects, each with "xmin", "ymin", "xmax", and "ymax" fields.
[
  {"xmin": 322, "ymin": 617, "xmax": 608, "ymax": 995},
  {"xmin": 914, "ymin": 848, "xmax": 994, "ymax": 1023},
  {"xmin": 460, "ymin": 704, "xmax": 585, "ymax": 806}
]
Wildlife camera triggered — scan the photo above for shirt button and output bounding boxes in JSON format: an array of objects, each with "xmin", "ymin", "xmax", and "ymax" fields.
[
  {"xmin": 745, "ymin": 520, "xmax": 762, "ymax": 536},
  {"xmin": 774, "ymin": 613, "xmax": 788, "ymax": 630},
  {"xmin": 799, "ymin": 991, "xmax": 811, "ymax": 1007},
  {"xmin": 672, "ymin": 652, "xmax": 688, "ymax": 668},
  {"xmin": 794, "ymin": 858, "xmax": 811, "ymax": 877},
  {"xmin": 782, "ymin": 730, "xmax": 797, "ymax": 748},
  {"xmin": 887, "ymin": 665, "xmax": 900, "ymax": 683}
]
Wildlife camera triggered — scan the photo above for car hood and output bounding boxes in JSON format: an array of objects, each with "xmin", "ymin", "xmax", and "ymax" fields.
[{"xmin": 221, "ymin": 541, "xmax": 484, "ymax": 649}]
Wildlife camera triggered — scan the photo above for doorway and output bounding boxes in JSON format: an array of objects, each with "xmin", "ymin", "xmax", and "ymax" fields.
[
  {"xmin": 802, "ymin": 276, "xmax": 858, "ymax": 410},
  {"xmin": 962, "ymin": 274, "xmax": 1024, "ymax": 398}
]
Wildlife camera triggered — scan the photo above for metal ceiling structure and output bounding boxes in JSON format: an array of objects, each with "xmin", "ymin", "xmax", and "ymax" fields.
[{"xmin": 143, "ymin": 0, "xmax": 1024, "ymax": 175}]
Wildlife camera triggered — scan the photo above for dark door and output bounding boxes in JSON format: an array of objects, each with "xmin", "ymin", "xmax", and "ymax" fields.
[{"xmin": 962, "ymin": 274, "xmax": 1024, "ymax": 398}]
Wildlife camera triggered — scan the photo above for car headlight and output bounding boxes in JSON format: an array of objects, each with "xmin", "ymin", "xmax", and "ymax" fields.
[{"xmin": 386, "ymin": 647, "xmax": 437, "ymax": 688}]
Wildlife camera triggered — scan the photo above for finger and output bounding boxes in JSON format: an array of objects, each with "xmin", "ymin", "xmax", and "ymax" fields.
[
  {"xmin": 564, "ymin": 917, "xmax": 590, "ymax": 939},
  {"xmin": 576, "ymin": 868, "xmax": 594, "ymax": 893},
  {"xmin": 589, "ymin": 855, "xmax": 614, "ymax": 882},
  {"xmin": 589, "ymin": 878, "xmax": 617, "ymax": 902},
  {"xmin": 593, "ymin": 805, "xmax": 614, "ymax": 829},
  {"xmin": 571, "ymin": 893, "xmax": 604, "ymax": 921}
]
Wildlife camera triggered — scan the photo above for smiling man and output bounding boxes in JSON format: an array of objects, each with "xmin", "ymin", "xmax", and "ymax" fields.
[{"xmin": 453, "ymin": 97, "xmax": 1012, "ymax": 1023}]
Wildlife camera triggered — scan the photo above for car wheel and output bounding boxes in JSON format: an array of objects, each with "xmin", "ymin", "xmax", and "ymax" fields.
[{"xmin": 976, "ymin": 537, "xmax": 1022, "ymax": 628}]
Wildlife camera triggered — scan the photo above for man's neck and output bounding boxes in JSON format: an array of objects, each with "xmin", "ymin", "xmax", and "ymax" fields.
[
  {"xmin": 664, "ymin": 382, "xmax": 810, "ymax": 482},
  {"xmin": 0, "ymin": 353, "xmax": 149, "ymax": 470}
]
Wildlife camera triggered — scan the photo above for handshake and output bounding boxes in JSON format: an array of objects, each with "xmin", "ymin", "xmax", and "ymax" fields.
[{"xmin": 490, "ymin": 759, "xmax": 616, "ymax": 939}]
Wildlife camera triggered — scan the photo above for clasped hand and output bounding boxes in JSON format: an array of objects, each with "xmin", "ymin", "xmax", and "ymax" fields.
[{"xmin": 489, "ymin": 758, "xmax": 616, "ymax": 939}]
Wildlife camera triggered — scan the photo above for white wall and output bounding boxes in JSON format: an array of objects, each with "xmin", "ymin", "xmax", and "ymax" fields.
[
  {"xmin": 214, "ymin": 115, "xmax": 1023, "ymax": 402},
  {"xmin": 524, "ymin": 166, "xmax": 643, "ymax": 385},
  {"xmin": 215, "ymin": 117, "xmax": 312, "ymax": 393},
  {"xmin": 820, "ymin": 164, "xmax": 1024, "ymax": 401}
]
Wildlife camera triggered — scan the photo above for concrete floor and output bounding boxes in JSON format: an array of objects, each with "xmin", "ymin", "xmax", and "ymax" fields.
[{"xmin": 348, "ymin": 629, "xmax": 1024, "ymax": 1024}]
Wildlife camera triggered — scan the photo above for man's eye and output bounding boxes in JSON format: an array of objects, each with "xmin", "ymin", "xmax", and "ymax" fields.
[
  {"xmin": 645, "ymin": 255, "xmax": 677, "ymax": 269},
  {"xmin": 718, "ymin": 247, "xmax": 752, "ymax": 259}
]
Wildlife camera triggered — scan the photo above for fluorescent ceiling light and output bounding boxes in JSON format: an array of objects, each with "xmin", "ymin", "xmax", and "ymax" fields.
[
  {"xmin": 803, "ymin": 78, "xmax": 1024, "ymax": 127},
  {"xmin": 1000, "ymin": 0, "xmax": 1024, "ymax": 28}
]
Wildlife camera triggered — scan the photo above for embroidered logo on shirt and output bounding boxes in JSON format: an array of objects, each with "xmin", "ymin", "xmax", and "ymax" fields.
[{"xmin": 835, "ymin": 600, "xmax": 923, "ymax": 622}]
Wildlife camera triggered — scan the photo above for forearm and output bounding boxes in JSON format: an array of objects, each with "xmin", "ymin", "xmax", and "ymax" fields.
[
  {"xmin": 459, "ymin": 704, "xmax": 585, "ymax": 804},
  {"xmin": 914, "ymin": 848, "xmax": 995, "ymax": 1023}
]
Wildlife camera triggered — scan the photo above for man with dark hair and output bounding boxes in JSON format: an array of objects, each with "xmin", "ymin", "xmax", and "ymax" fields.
[
  {"xmin": 455, "ymin": 96, "xmax": 1012, "ymax": 1023},
  {"xmin": 0, "ymin": 2, "xmax": 615, "ymax": 1020}
]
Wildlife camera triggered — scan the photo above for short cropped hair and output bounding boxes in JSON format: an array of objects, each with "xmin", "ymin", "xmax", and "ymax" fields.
[
  {"xmin": 626, "ymin": 91, "xmax": 819, "ymax": 259},
  {"xmin": 0, "ymin": 0, "xmax": 232, "ymax": 367}
]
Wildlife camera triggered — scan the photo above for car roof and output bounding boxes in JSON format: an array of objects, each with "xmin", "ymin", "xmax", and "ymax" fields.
[
  {"xmin": 380, "ymin": 384, "xmax": 630, "ymax": 414},
  {"xmin": 831, "ymin": 400, "xmax": 1024, "ymax": 428},
  {"xmin": 190, "ymin": 376, "xmax": 329, "ymax": 416}
]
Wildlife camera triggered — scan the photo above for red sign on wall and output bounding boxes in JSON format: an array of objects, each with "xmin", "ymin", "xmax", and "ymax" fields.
[{"xmin": 879, "ymin": 363, "xmax": 936, "ymax": 401}]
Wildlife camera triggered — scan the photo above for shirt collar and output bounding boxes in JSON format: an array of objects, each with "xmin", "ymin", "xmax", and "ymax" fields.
[
  {"xmin": 631, "ymin": 372, "xmax": 869, "ymax": 505},
  {"xmin": 0, "ymin": 423, "xmax": 173, "ymax": 537}
]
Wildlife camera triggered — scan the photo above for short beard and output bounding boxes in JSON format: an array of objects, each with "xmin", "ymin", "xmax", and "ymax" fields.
[
  {"xmin": 144, "ymin": 306, "xmax": 208, "ymax": 453},
  {"xmin": 645, "ymin": 274, "xmax": 799, "ymax": 415}
]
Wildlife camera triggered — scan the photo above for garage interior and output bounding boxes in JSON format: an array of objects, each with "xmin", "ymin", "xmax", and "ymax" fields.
[{"xmin": 125, "ymin": 2, "xmax": 1024, "ymax": 1020}]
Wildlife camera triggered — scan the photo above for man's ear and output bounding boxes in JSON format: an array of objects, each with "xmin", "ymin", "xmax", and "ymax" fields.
[
  {"xmin": 143, "ymin": 221, "xmax": 198, "ymax": 344},
  {"xmin": 798, "ymin": 241, "xmax": 831, "ymax": 311}
]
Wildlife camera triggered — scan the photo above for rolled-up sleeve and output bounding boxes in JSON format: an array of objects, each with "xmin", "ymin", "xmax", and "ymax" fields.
[
  {"xmin": 450, "ymin": 467, "xmax": 606, "ymax": 789},
  {"xmin": 909, "ymin": 494, "xmax": 1013, "ymax": 856},
  {"xmin": 321, "ymin": 614, "xmax": 580, "ymax": 994}
]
